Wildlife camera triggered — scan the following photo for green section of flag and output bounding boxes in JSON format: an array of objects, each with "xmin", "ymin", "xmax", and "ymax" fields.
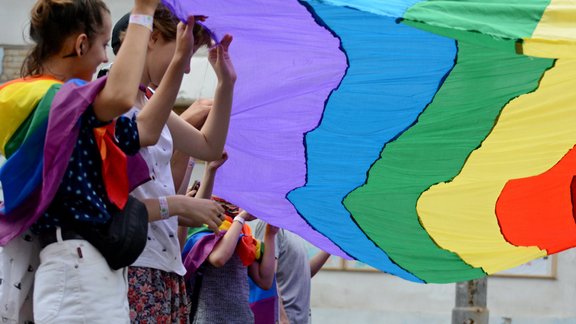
[
  {"xmin": 345, "ymin": 41, "xmax": 553, "ymax": 283},
  {"xmin": 5, "ymin": 84, "xmax": 61, "ymax": 158},
  {"xmin": 403, "ymin": 0, "xmax": 550, "ymax": 53}
]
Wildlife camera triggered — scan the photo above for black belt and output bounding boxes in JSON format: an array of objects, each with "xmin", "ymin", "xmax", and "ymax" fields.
[{"xmin": 38, "ymin": 228, "xmax": 85, "ymax": 248}]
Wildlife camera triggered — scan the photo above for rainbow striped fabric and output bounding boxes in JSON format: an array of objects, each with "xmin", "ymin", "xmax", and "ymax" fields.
[
  {"xmin": 0, "ymin": 77, "xmax": 149, "ymax": 244},
  {"xmin": 169, "ymin": 0, "xmax": 575, "ymax": 283}
]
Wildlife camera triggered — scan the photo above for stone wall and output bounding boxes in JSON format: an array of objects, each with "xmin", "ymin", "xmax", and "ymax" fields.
[{"xmin": 0, "ymin": 45, "xmax": 29, "ymax": 83}]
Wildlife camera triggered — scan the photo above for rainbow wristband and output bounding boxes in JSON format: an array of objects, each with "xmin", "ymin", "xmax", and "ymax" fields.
[
  {"xmin": 159, "ymin": 196, "xmax": 170, "ymax": 220},
  {"xmin": 129, "ymin": 14, "xmax": 153, "ymax": 32}
]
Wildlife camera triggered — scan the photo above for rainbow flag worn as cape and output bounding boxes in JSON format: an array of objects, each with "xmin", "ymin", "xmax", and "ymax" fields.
[{"xmin": 0, "ymin": 76, "xmax": 149, "ymax": 245}]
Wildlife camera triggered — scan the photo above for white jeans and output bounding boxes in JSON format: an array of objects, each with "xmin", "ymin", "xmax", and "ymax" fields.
[{"xmin": 33, "ymin": 228, "xmax": 130, "ymax": 324}]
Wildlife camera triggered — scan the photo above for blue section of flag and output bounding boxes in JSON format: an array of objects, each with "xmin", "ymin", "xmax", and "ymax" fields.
[
  {"xmin": 289, "ymin": 0, "xmax": 457, "ymax": 282},
  {"xmin": 0, "ymin": 121, "xmax": 46, "ymax": 214}
]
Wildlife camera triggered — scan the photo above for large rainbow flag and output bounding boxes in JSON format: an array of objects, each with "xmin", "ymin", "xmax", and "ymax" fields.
[{"xmin": 161, "ymin": 0, "xmax": 576, "ymax": 283}]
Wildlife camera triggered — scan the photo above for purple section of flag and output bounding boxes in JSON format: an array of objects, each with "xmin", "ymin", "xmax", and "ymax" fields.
[
  {"xmin": 182, "ymin": 232, "xmax": 223, "ymax": 280},
  {"xmin": 164, "ymin": 0, "xmax": 349, "ymax": 256}
]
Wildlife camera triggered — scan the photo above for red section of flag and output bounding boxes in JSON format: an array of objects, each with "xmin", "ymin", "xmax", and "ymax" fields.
[{"xmin": 496, "ymin": 147, "xmax": 576, "ymax": 254}]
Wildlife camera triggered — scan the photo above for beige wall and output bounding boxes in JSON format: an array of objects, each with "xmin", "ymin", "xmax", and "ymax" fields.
[{"xmin": 0, "ymin": 45, "xmax": 28, "ymax": 82}]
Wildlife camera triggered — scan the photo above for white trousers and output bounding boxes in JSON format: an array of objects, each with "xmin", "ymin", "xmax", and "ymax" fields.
[
  {"xmin": 33, "ymin": 228, "xmax": 130, "ymax": 324},
  {"xmin": 0, "ymin": 231, "xmax": 39, "ymax": 324}
]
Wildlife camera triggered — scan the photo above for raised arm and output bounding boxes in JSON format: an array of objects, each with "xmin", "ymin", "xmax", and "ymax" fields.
[
  {"xmin": 195, "ymin": 152, "xmax": 227, "ymax": 199},
  {"xmin": 137, "ymin": 17, "xmax": 197, "ymax": 147},
  {"xmin": 168, "ymin": 35, "xmax": 236, "ymax": 161},
  {"xmin": 171, "ymin": 99, "xmax": 213, "ymax": 190},
  {"xmin": 177, "ymin": 152, "xmax": 227, "ymax": 248},
  {"xmin": 93, "ymin": 0, "xmax": 158, "ymax": 121},
  {"xmin": 248, "ymin": 223, "xmax": 278, "ymax": 290},
  {"xmin": 207, "ymin": 210, "xmax": 248, "ymax": 268},
  {"xmin": 310, "ymin": 251, "xmax": 331, "ymax": 277}
]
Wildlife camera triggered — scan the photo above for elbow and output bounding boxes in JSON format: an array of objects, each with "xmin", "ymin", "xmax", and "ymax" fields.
[
  {"xmin": 257, "ymin": 278, "xmax": 273, "ymax": 291},
  {"xmin": 107, "ymin": 93, "xmax": 135, "ymax": 115},
  {"xmin": 94, "ymin": 94, "xmax": 135, "ymax": 122},
  {"xmin": 139, "ymin": 132, "xmax": 161, "ymax": 147},
  {"xmin": 118, "ymin": 97, "xmax": 135, "ymax": 113},
  {"xmin": 203, "ymin": 150, "xmax": 224, "ymax": 162},
  {"xmin": 208, "ymin": 254, "xmax": 227, "ymax": 268},
  {"xmin": 261, "ymin": 282, "xmax": 273, "ymax": 291}
]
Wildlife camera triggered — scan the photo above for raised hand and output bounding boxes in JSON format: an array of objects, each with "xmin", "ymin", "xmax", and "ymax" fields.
[
  {"xmin": 177, "ymin": 196, "xmax": 225, "ymax": 232},
  {"xmin": 208, "ymin": 34, "xmax": 236, "ymax": 86},
  {"xmin": 174, "ymin": 16, "xmax": 197, "ymax": 67}
]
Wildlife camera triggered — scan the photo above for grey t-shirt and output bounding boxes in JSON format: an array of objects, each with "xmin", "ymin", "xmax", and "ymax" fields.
[{"xmin": 251, "ymin": 220, "xmax": 311, "ymax": 324}]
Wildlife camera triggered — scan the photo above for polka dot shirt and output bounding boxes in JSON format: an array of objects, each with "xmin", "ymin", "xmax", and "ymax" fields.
[{"xmin": 31, "ymin": 106, "xmax": 140, "ymax": 234}]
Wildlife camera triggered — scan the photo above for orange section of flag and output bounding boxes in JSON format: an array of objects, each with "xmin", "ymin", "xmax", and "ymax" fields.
[{"xmin": 93, "ymin": 122, "xmax": 129, "ymax": 209}]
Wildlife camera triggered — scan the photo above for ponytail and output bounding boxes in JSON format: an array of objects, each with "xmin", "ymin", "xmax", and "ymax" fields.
[{"xmin": 22, "ymin": 0, "xmax": 110, "ymax": 77}]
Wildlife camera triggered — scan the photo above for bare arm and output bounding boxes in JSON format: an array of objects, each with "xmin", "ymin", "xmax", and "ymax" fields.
[
  {"xmin": 93, "ymin": 2, "xmax": 157, "ymax": 121},
  {"xmin": 310, "ymin": 251, "xmax": 331, "ymax": 277},
  {"xmin": 248, "ymin": 224, "xmax": 278, "ymax": 290},
  {"xmin": 180, "ymin": 98, "xmax": 213, "ymax": 129},
  {"xmin": 178, "ymin": 226, "xmax": 188, "ymax": 251},
  {"xmin": 207, "ymin": 212, "xmax": 245, "ymax": 267},
  {"xmin": 278, "ymin": 294, "xmax": 290, "ymax": 324},
  {"xmin": 193, "ymin": 151, "xmax": 227, "ymax": 200},
  {"xmin": 137, "ymin": 18, "xmax": 197, "ymax": 147},
  {"xmin": 178, "ymin": 152, "xmax": 227, "ymax": 249},
  {"xmin": 169, "ymin": 35, "xmax": 236, "ymax": 161},
  {"xmin": 171, "ymin": 151, "xmax": 193, "ymax": 193},
  {"xmin": 171, "ymin": 99, "xmax": 212, "ymax": 190}
]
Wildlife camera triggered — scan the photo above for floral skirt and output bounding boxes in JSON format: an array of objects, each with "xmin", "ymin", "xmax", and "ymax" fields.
[{"xmin": 128, "ymin": 266, "xmax": 190, "ymax": 324}]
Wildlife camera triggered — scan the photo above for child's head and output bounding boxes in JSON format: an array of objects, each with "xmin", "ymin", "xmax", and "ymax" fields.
[
  {"xmin": 112, "ymin": 5, "xmax": 213, "ymax": 86},
  {"xmin": 22, "ymin": 0, "xmax": 111, "ymax": 80}
]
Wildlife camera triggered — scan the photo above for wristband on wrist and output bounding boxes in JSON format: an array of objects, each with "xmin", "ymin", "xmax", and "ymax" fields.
[
  {"xmin": 159, "ymin": 196, "xmax": 170, "ymax": 220},
  {"xmin": 129, "ymin": 14, "xmax": 153, "ymax": 32},
  {"xmin": 233, "ymin": 215, "xmax": 245, "ymax": 226}
]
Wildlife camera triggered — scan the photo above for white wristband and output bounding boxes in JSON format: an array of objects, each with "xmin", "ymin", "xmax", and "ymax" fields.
[
  {"xmin": 159, "ymin": 196, "xmax": 170, "ymax": 220},
  {"xmin": 129, "ymin": 14, "xmax": 153, "ymax": 32},
  {"xmin": 233, "ymin": 215, "xmax": 245, "ymax": 226}
]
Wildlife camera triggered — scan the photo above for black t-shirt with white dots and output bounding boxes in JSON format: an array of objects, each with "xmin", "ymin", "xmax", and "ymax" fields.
[{"xmin": 32, "ymin": 106, "xmax": 140, "ymax": 234}]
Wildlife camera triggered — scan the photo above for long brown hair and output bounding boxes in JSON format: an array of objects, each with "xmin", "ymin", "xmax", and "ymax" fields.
[{"xmin": 22, "ymin": 0, "xmax": 110, "ymax": 77}]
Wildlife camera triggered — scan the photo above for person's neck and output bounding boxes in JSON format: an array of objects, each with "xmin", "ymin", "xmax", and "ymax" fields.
[
  {"xmin": 140, "ymin": 66, "xmax": 151, "ymax": 90},
  {"xmin": 133, "ymin": 72, "xmax": 152, "ymax": 110},
  {"xmin": 40, "ymin": 56, "xmax": 76, "ymax": 82}
]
